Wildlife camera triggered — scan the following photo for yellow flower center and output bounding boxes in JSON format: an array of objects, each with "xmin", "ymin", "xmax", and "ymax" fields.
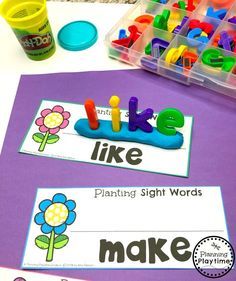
[
  {"xmin": 44, "ymin": 112, "xmax": 63, "ymax": 129},
  {"xmin": 45, "ymin": 203, "xmax": 68, "ymax": 227}
]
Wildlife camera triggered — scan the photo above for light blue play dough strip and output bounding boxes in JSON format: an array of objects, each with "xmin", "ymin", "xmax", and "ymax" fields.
[{"xmin": 74, "ymin": 119, "xmax": 184, "ymax": 149}]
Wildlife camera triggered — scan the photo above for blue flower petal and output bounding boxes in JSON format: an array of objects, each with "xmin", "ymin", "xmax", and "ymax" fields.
[
  {"xmin": 41, "ymin": 223, "xmax": 53, "ymax": 234},
  {"xmin": 65, "ymin": 200, "xmax": 76, "ymax": 211},
  {"xmin": 34, "ymin": 212, "xmax": 45, "ymax": 225},
  {"xmin": 53, "ymin": 193, "xmax": 67, "ymax": 204},
  {"xmin": 66, "ymin": 211, "xmax": 76, "ymax": 225},
  {"xmin": 54, "ymin": 223, "xmax": 67, "ymax": 235},
  {"xmin": 39, "ymin": 199, "xmax": 52, "ymax": 211}
]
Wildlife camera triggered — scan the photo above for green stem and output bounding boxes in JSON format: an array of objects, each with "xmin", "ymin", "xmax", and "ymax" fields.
[
  {"xmin": 46, "ymin": 230, "xmax": 55, "ymax": 262},
  {"xmin": 39, "ymin": 131, "xmax": 50, "ymax": 152}
]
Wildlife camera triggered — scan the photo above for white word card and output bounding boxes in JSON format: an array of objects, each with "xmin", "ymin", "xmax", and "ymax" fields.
[
  {"xmin": 19, "ymin": 100, "xmax": 193, "ymax": 177},
  {"xmin": 22, "ymin": 186, "xmax": 228, "ymax": 269}
]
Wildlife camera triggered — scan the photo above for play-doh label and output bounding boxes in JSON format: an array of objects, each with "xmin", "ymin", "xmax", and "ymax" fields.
[{"xmin": 19, "ymin": 33, "xmax": 53, "ymax": 50}]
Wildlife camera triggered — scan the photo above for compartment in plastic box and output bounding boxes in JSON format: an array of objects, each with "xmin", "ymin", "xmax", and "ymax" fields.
[
  {"xmin": 195, "ymin": 0, "xmax": 234, "ymax": 19},
  {"xmin": 130, "ymin": 26, "xmax": 175, "ymax": 72},
  {"xmin": 158, "ymin": 34, "xmax": 205, "ymax": 83},
  {"xmin": 226, "ymin": 2, "xmax": 236, "ymax": 25},
  {"xmin": 168, "ymin": 0, "xmax": 201, "ymax": 12}
]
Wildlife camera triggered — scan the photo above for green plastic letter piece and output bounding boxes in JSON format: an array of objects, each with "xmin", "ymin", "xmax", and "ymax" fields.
[
  {"xmin": 202, "ymin": 48, "xmax": 223, "ymax": 67},
  {"xmin": 153, "ymin": 9, "xmax": 170, "ymax": 30},
  {"xmin": 162, "ymin": 9, "xmax": 170, "ymax": 21},
  {"xmin": 145, "ymin": 42, "xmax": 152, "ymax": 55},
  {"xmin": 178, "ymin": 1, "xmax": 186, "ymax": 9},
  {"xmin": 157, "ymin": 108, "xmax": 185, "ymax": 136},
  {"xmin": 222, "ymin": 56, "xmax": 236, "ymax": 72},
  {"xmin": 202, "ymin": 48, "xmax": 236, "ymax": 72},
  {"xmin": 153, "ymin": 15, "xmax": 164, "ymax": 29}
]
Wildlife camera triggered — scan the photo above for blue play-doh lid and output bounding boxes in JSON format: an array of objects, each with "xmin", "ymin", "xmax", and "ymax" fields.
[{"xmin": 58, "ymin": 21, "xmax": 98, "ymax": 51}]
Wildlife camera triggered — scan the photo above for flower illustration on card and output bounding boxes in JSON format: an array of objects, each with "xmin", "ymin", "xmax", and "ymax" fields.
[
  {"xmin": 34, "ymin": 193, "xmax": 76, "ymax": 262},
  {"xmin": 33, "ymin": 105, "xmax": 71, "ymax": 152}
]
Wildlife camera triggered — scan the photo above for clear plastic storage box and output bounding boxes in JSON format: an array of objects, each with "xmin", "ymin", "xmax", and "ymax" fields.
[{"xmin": 105, "ymin": 0, "xmax": 236, "ymax": 97}]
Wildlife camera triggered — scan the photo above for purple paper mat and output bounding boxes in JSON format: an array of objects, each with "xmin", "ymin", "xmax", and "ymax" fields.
[{"xmin": 0, "ymin": 69, "xmax": 236, "ymax": 281}]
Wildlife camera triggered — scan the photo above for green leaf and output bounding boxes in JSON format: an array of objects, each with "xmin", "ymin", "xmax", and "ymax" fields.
[
  {"xmin": 35, "ymin": 235, "xmax": 50, "ymax": 249},
  {"xmin": 32, "ymin": 133, "xmax": 44, "ymax": 143},
  {"xmin": 54, "ymin": 234, "xmax": 69, "ymax": 249},
  {"xmin": 47, "ymin": 135, "xmax": 60, "ymax": 144}
]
